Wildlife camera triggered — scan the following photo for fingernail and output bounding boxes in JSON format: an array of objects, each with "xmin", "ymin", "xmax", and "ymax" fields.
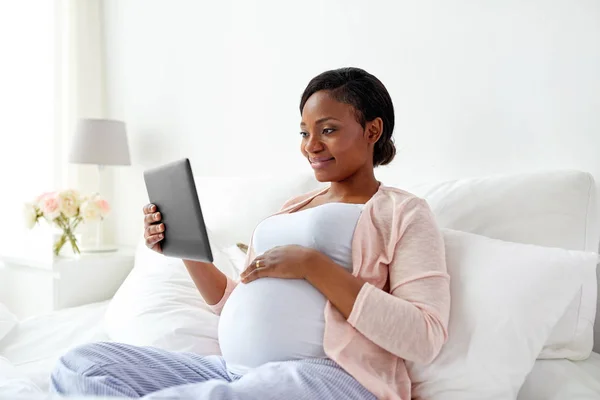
[
  {"xmin": 160, "ymin": 223, "xmax": 165, "ymax": 230},
  {"xmin": 159, "ymin": 234, "xmax": 164, "ymax": 239},
  {"xmin": 151, "ymin": 205, "xmax": 156, "ymax": 211},
  {"xmin": 154, "ymin": 212, "xmax": 160, "ymax": 220}
]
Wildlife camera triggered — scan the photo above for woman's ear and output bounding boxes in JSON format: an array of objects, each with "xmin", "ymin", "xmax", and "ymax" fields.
[{"xmin": 366, "ymin": 117, "xmax": 384, "ymax": 144}]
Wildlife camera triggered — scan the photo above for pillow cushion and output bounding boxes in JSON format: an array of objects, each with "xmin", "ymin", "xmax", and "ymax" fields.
[
  {"xmin": 406, "ymin": 229, "xmax": 598, "ymax": 400},
  {"xmin": 0, "ymin": 303, "xmax": 17, "ymax": 344},
  {"xmin": 103, "ymin": 237, "xmax": 229, "ymax": 355},
  {"xmin": 404, "ymin": 170, "xmax": 600, "ymax": 359},
  {"xmin": 223, "ymin": 244, "xmax": 248, "ymax": 276}
]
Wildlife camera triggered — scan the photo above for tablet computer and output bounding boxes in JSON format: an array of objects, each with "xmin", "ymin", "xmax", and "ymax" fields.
[{"xmin": 143, "ymin": 158, "xmax": 213, "ymax": 263}]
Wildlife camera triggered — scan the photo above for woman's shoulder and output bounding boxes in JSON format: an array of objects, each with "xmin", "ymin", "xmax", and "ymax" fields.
[
  {"xmin": 368, "ymin": 185, "xmax": 439, "ymax": 240},
  {"xmin": 370, "ymin": 185, "xmax": 439, "ymax": 229},
  {"xmin": 375, "ymin": 184, "xmax": 427, "ymax": 209}
]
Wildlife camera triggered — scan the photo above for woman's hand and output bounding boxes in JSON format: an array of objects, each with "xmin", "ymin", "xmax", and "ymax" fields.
[
  {"xmin": 240, "ymin": 245, "xmax": 324, "ymax": 284},
  {"xmin": 241, "ymin": 244, "xmax": 365, "ymax": 319},
  {"xmin": 143, "ymin": 203, "xmax": 165, "ymax": 253}
]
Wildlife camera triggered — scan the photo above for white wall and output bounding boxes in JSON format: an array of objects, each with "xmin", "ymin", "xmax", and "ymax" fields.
[{"xmin": 102, "ymin": 0, "xmax": 600, "ymax": 248}]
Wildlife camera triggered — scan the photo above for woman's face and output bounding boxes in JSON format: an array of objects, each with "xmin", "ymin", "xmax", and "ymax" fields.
[{"xmin": 300, "ymin": 91, "xmax": 378, "ymax": 182}]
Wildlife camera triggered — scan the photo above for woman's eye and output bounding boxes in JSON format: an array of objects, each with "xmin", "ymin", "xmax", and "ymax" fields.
[
  {"xmin": 299, "ymin": 131, "xmax": 308, "ymax": 138},
  {"xmin": 322, "ymin": 128, "xmax": 335, "ymax": 135}
]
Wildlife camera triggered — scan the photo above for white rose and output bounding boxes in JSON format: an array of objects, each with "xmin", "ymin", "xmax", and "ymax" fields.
[
  {"xmin": 80, "ymin": 199, "xmax": 102, "ymax": 223},
  {"xmin": 23, "ymin": 203, "xmax": 38, "ymax": 229},
  {"xmin": 58, "ymin": 189, "xmax": 81, "ymax": 218}
]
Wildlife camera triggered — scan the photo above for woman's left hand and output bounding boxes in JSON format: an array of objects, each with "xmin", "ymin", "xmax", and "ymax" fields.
[{"xmin": 240, "ymin": 245, "xmax": 323, "ymax": 284}]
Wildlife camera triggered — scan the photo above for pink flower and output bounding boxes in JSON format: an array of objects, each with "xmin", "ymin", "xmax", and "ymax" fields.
[
  {"xmin": 34, "ymin": 192, "xmax": 53, "ymax": 205},
  {"xmin": 96, "ymin": 198, "xmax": 111, "ymax": 217},
  {"xmin": 39, "ymin": 192, "xmax": 60, "ymax": 221}
]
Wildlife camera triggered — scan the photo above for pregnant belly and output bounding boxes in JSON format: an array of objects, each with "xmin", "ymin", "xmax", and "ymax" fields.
[{"xmin": 218, "ymin": 278, "xmax": 327, "ymax": 373}]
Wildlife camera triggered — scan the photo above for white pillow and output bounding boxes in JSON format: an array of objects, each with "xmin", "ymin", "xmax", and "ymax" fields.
[
  {"xmin": 406, "ymin": 229, "xmax": 598, "ymax": 400},
  {"xmin": 0, "ymin": 303, "xmax": 17, "ymax": 344},
  {"xmin": 104, "ymin": 237, "xmax": 229, "ymax": 355},
  {"xmin": 404, "ymin": 170, "xmax": 600, "ymax": 359},
  {"xmin": 222, "ymin": 244, "xmax": 248, "ymax": 276}
]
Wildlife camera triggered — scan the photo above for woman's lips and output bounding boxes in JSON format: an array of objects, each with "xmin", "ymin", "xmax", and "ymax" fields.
[{"xmin": 310, "ymin": 157, "xmax": 335, "ymax": 169}]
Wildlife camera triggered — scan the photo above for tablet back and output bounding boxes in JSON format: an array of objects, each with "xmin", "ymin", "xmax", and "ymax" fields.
[{"xmin": 143, "ymin": 158, "xmax": 213, "ymax": 263}]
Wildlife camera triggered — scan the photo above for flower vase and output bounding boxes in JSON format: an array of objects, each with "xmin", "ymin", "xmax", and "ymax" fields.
[
  {"xmin": 52, "ymin": 228, "xmax": 82, "ymax": 258},
  {"xmin": 25, "ymin": 189, "xmax": 111, "ymax": 259}
]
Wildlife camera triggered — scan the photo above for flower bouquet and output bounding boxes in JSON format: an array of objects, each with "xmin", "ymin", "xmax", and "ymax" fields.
[{"xmin": 24, "ymin": 190, "xmax": 111, "ymax": 256}]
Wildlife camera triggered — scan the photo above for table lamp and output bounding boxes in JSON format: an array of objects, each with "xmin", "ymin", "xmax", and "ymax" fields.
[{"xmin": 69, "ymin": 118, "xmax": 131, "ymax": 252}]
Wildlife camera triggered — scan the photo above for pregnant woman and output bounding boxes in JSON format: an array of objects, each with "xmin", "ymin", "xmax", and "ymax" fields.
[{"xmin": 51, "ymin": 67, "xmax": 451, "ymax": 400}]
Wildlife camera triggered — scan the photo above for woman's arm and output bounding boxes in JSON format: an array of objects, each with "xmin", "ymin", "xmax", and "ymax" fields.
[
  {"xmin": 182, "ymin": 259, "xmax": 229, "ymax": 306},
  {"xmin": 305, "ymin": 199, "xmax": 451, "ymax": 365},
  {"xmin": 304, "ymin": 255, "xmax": 364, "ymax": 319},
  {"xmin": 344, "ymin": 199, "xmax": 451, "ymax": 364},
  {"xmin": 198, "ymin": 244, "xmax": 254, "ymax": 315}
]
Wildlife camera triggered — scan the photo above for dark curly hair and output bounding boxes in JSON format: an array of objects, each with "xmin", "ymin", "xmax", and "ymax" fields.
[{"xmin": 299, "ymin": 67, "xmax": 396, "ymax": 167}]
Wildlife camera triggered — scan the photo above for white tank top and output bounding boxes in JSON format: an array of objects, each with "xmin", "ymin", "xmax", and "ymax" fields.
[{"xmin": 218, "ymin": 202, "xmax": 364, "ymax": 375}]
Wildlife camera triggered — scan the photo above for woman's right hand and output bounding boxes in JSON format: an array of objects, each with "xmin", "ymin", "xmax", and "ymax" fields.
[
  {"xmin": 143, "ymin": 203, "xmax": 165, "ymax": 253},
  {"xmin": 143, "ymin": 203, "xmax": 228, "ymax": 306}
]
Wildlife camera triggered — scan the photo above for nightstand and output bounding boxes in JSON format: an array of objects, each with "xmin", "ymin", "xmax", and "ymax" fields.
[{"xmin": 0, "ymin": 249, "xmax": 135, "ymax": 319}]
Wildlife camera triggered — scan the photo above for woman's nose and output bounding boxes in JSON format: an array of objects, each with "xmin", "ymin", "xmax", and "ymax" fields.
[{"xmin": 305, "ymin": 134, "xmax": 324, "ymax": 153}]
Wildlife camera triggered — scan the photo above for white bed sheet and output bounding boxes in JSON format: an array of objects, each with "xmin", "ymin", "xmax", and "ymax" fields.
[
  {"xmin": 0, "ymin": 301, "xmax": 111, "ymax": 393},
  {"xmin": 518, "ymin": 352, "xmax": 600, "ymax": 400},
  {"xmin": 1, "ymin": 301, "xmax": 599, "ymax": 399}
]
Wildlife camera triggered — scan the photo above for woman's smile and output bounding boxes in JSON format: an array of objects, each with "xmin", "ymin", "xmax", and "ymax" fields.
[{"xmin": 309, "ymin": 157, "xmax": 335, "ymax": 169}]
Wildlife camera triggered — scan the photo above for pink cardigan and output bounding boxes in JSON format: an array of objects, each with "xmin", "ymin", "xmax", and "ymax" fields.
[{"xmin": 210, "ymin": 184, "xmax": 451, "ymax": 399}]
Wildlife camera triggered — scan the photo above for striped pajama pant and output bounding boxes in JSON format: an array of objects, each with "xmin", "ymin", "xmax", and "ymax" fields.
[{"xmin": 50, "ymin": 342, "xmax": 376, "ymax": 399}]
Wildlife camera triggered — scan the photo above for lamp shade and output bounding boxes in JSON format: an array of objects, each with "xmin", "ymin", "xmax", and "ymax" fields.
[{"xmin": 69, "ymin": 119, "xmax": 131, "ymax": 166}]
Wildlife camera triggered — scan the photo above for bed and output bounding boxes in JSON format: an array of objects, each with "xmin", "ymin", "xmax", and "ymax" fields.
[
  {"xmin": 1, "ymin": 170, "xmax": 599, "ymax": 399},
  {"xmin": 0, "ymin": 301, "xmax": 599, "ymax": 399},
  {"xmin": 0, "ymin": 301, "xmax": 110, "ymax": 393},
  {"xmin": 519, "ymin": 352, "xmax": 600, "ymax": 399}
]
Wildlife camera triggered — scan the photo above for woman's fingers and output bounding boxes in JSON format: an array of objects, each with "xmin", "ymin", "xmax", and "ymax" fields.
[
  {"xmin": 144, "ymin": 212, "xmax": 161, "ymax": 225},
  {"xmin": 142, "ymin": 205, "xmax": 163, "ymax": 252},
  {"xmin": 241, "ymin": 266, "xmax": 268, "ymax": 283},
  {"xmin": 143, "ymin": 204, "xmax": 157, "ymax": 214},
  {"xmin": 145, "ymin": 233, "xmax": 164, "ymax": 247},
  {"xmin": 144, "ymin": 223, "xmax": 165, "ymax": 238},
  {"xmin": 241, "ymin": 258, "xmax": 268, "ymax": 282},
  {"xmin": 241, "ymin": 258, "xmax": 260, "ymax": 277}
]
